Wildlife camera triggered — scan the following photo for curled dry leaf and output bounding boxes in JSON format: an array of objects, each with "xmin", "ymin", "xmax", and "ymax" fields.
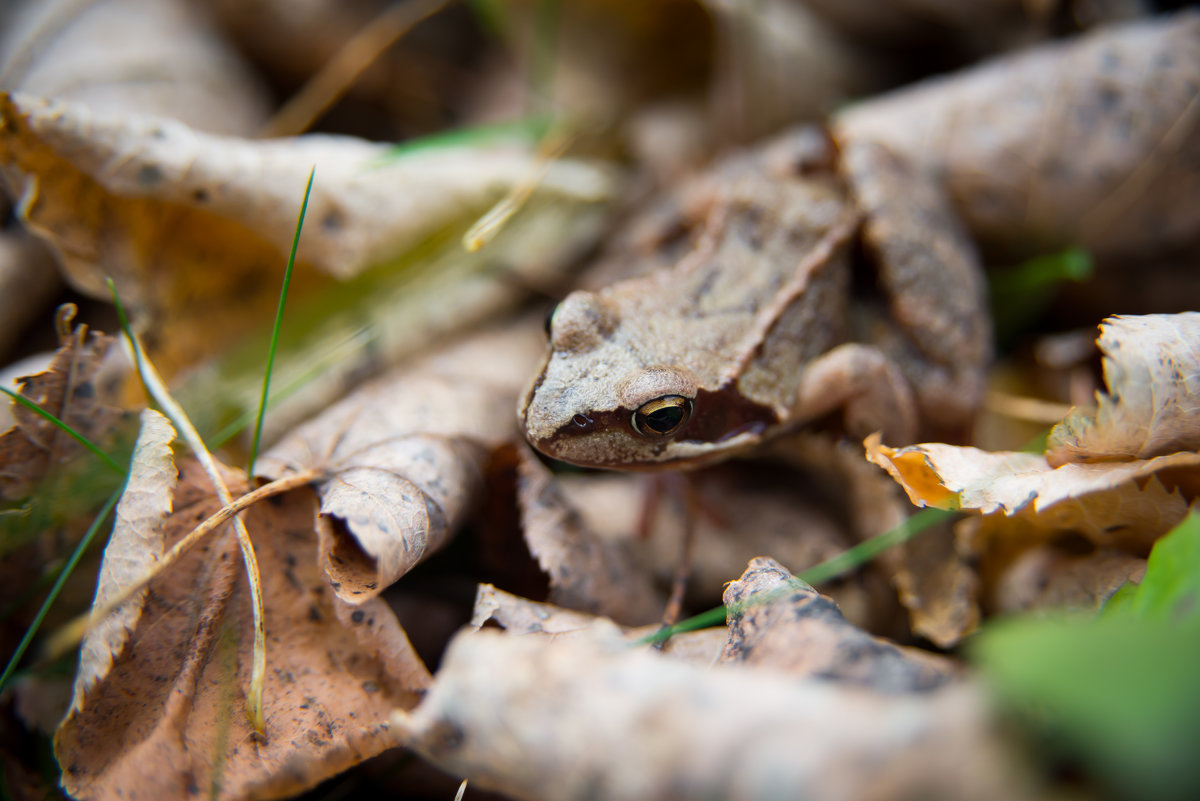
[
  {"xmin": 257, "ymin": 317, "xmax": 546, "ymax": 604},
  {"xmin": 0, "ymin": 323, "xmax": 122, "ymax": 502},
  {"xmin": 395, "ymin": 624, "xmax": 1045, "ymax": 801},
  {"xmin": 867, "ymin": 436, "xmax": 1198, "ymax": 551},
  {"xmin": 470, "ymin": 583, "xmax": 733, "ymax": 667},
  {"xmin": 720, "ymin": 558, "xmax": 960, "ymax": 691},
  {"xmin": 56, "ymin": 458, "xmax": 431, "ymax": 801},
  {"xmin": 0, "ymin": 0, "xmax": 269, "ymax": 134},
  {"xmin": 835, "ymin": 11, "xmax": 1200, "ymax": 261},
  {"xmin": 69, "ymin": 409, "xmax": 175, "ymax": 715},
  {"xmin": 1047, "ymin": 313, "xmax": 1200, "ymax": 466},
  {"xmin": 515, "ymin": 447, "xmax": 663, "ymax": 625},
  {"xmin": 0, "ymin": 91, "xmax": 616, "ymax": 372}
]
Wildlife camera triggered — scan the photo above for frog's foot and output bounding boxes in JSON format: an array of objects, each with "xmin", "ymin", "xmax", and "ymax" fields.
[{"xmin": 793, "ymin": 343, "xmax": 918, "ymax": 444}]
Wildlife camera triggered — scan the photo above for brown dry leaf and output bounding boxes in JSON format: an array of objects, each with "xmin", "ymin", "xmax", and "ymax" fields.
[
  {"xmin": 0, "ymin": 227, "xmax": 59, "ymax": 354},
  {"xmin": 0, "ymin": 91, "xmax": 616, "ymax": 372},
  {"xmin": 880, "ymin": 515, "xmax": 980, "ymax": 648},
  {"xmin": 1047, "ymin": 313, "xmax": 1200, "ymax": 466},
  {"xmin": 992, "ymin": 544, "xmax": 1146, "ymax": 614},
  {"xmin": 395, "ymin": 624, "xmax": 1045, "ymax": 801},
  {"xmin": 69, "ymin": 409, "xmax": 175, "ymax": 714},
  {"xmin": 835, "ymin": 11, "xmax": 1200, "ymax": 261},
  {"xmin": 515, "ymin": 447, "xmax": 663, "ymax": 625},
  {"xmin": 701, "ymin": 0, "xmax": 888, "ymax": 142},
  {"xmin": 257, "ymin": 317, "xmax": 546, "ymax": 604},
  {"xmin": 0, "ymin": 0, "xmax": 269, "ymax": 135},
  {"xmin": 0, "ymin": 322, "xmax": 123, "ymax": 502},
  {"xmin": 55, "ymin": 457, "xmax": 431, "ymax": 801},
  {"xmin": 720, "ymin": 558, "xmax": 960, "ymax": 690}
]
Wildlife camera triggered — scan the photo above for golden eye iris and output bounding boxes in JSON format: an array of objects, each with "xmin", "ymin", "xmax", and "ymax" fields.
[{"xmin": 631, "ymin": 395, "xmax": 692, "ymax": 438}]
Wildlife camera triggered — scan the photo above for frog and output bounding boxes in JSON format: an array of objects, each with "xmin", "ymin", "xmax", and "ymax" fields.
[{"xmin": 520, "ymin": 125, "xmax": 990, "ymax": 471}]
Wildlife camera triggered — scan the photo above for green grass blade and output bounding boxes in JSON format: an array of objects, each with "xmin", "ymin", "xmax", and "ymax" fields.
[
  {"xmin": 0, "ymin": 386, "xmax": 125, "ymax": 476},
  {"xmin": 247, "ymin": 167, "xmax": 315, "ymax": 477},
  {"xmin": 0, "ymin": 486, "xmax": 122, "ymax": 693}
]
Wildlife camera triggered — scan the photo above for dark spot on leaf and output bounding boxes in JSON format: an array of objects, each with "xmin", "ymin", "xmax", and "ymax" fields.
[
  {"xmin": 137, "ymin": 164, "xmax": 164, "ymax": 187},
  {"xmin": 192, "ymin": 188, "xmax": 209, "ymax": 203},
  {"xmin": 351, "ymin": 610, "xmax": 365, "ymax": 624},
  {"xmin": 71, "ymin": 382, "xmax": 95, "ymax": 399},
  {"xmin": 308, "ymin": 605, "xmax": 323, "ymax": 622},
  {"xmin": 322, "ymin": 209, "xmax": 345, "ymax": 232}
]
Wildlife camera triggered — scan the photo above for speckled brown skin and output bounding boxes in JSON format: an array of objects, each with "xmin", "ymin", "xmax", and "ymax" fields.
[{"xmin": 521, "ymin": 126, "xmax": 989, "ymax": 470}]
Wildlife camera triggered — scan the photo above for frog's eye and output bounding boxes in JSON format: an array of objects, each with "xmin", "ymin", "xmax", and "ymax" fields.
[{"xmin": 631, "ymin": 395, "xmax": 692, "ymax": 438}]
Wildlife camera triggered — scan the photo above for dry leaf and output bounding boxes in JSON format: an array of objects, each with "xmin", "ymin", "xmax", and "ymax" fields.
[
  {"xmin": 0, "ymin": 91, "xmax": 616, "ymax": 372},
  {"xmin": 0, "ymin": 323, "xmax": 123, "ymax": 502},
  {"xmin": 867, "ymin": 436, "xmax": 1197, "ymax": 550},
  {"xmin": 993, "ymin": 545, "xmax": 1146, "ymax": 614},
  {"xmin": 470, "ymin": 583, "xmax": 729, "ymax": 666},
  {"xmin": 0, "ymin": 0, "xmax": 269, "ymax": 134},
  {"xmin": 881, "ymin": 515, "xmax": 980, "ymax": 647},
  {"xmin": 55, "ymin": 458, "xmax": 431, "ymax": 801},
  {"xmin": 69, "ymin": 409, "xmax": 175, "ymax": 714},
  {"xmin": 0, "ymin": 228, "xmax": 59, "ymax": 354},
  {"xmin": 1047, "ymin": 313, "xmax": 1200, "ymax": 466},
  {"xmin": 395, "ymin": 624, "xmax": 1044, "ymax": 801},
  {"xmin": 257, "ymin": 317, "xmax": 546, "ymax": 604},
  {"xmin": 515, "ymin": 447, "xmax": 663, "ymax": 625},
  {"xmin": 835, "ymin": 11, "xmax": 1200, "ymax": 261},
  {"xmin": 720, "ymin": 558, "xmax": 960, "ymax": 690}
]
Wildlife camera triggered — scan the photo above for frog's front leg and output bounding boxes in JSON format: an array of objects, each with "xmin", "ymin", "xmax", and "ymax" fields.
[{"xmin": 793, "ymin": 343, "xmax": 918, "ymax": 445}]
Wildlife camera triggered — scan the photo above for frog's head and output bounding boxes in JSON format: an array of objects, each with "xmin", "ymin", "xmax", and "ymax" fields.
[{"xmin": 519, "ymin": 289, "xmax": 775, "ymax": 470}]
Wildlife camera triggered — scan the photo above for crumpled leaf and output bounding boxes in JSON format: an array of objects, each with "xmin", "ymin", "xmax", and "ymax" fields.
[
  {"xmin": 0, "ymin": 0, "xmax": 269, "ymax": 134},
  {"xmin": 867, "ymin": 436, "xmax": 1197, "ymax": 550},
  {"xmin": 0, "ymin": 323, "xmax": 123, "ymax": 503},
  {"xmin": 719, "ymin": 558, "xmax": 960, "ymax": 690},
  {"xmin": 835, "ymin": 11, "xmax": 1200, "ymax": 261},
  {"xmin": 1047, "ymin": 313, "xmax": 1200, "ymax": 466},
  {"xmin": 395, "ymin": 623, "xmax": 1044, "ymax": 801},
  {"xmin": 0, "ymin": 91, "xmax": 616, "ymax": 373},
  {"xmin": 515, "ymin": 447, "xmax": 663, "ymax": 625},
  {"xmin": 257, "ymin": 317, "xmax": 545, "ymax": 603},
  {"xmin": 70, "ymin": 409, "xmax": 175, "ymax": 715},
  {"xmin": 55, "ymin": 458, "xmax": 431, "ymax": 801}
]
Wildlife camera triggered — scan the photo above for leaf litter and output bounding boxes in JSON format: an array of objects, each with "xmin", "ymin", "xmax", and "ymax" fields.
[{"xmin": 2, "ymin": 5, "xmax": 1199, "ymax": 801}]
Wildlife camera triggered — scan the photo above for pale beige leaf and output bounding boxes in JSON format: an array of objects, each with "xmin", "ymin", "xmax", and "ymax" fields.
[
  {"xmin": 258, "ymin": 318, "xmax": 546, "ymax": 603},
  {"xmin": 720, "ymin": 558, "xmax": 960, "ymax": 690},
  {"xmin": 1047, "ymin": 313, "xmax": 1200, "ymax": 466},
  {"xmin": 835, "ymin": 11, "xmax": 1200, "ymax": 261},
  {"xmin": 69, "ymin": 409, "xmax": 175, "ymax": 715},
  {"xmin": 0, "ymin": 92, "xmax": 617, "ymax": 374},
  {"xmin": 470, "ymin": 583, "xmax": 729, "ymax": 666},
  {"xmin": 395, "ymin": 625, "xmax": 1044, "ymax": 801},
  {"xmin": 867, "ymin": 436, "xmax": 1198, "ymax": 549},
  {"xmin": 0, "ymin": 0, "xmax": 269, "ymax": 134},
  {"xmin": 55, "ymin": 461, "xmax": 431, "ymax": 801},
  {"xmin": 516, "ymin": 448, "xmax": 663, "ymax": 625}
]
